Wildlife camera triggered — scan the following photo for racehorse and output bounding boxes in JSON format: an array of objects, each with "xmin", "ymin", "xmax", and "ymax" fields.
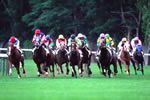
[
  {"xmin": 7, "ymin": 43, "xmax": 26, "ymax": 78},
  {"xmin": 96, "ymin": 39, "xmax": 113, "ymax": 78},
  {"xmin": 133, "ymin": 45, "xmax": 144, "ymax": 75},
  {"xmin": 69, "ymin": 42, "xmax": 80, "ymax": 78},
  {"xmin": 46, "ymin": 48, "xmax": 56, "ymax": 77},
  {"xmin": 56, "ymin": 41, "xmax": 69, "ymax": 75},
  {"xmin": 79, "ymin": 40, "xmax": 92, "ymax": 77},
  {"xmin": 33, "ymin": 36, "xmax": 48, "ymax": 77},
  {"xmin": 118, "ymin": 42, "xmax": 137, "ymax": 75}
]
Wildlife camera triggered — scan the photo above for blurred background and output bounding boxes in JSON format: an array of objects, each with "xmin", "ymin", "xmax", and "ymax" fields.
[{"xmin": 0, "ymin": 0, "xmax": 150, "ymax": 64}]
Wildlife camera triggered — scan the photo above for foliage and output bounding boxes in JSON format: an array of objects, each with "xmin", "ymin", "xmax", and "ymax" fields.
[{"xmin": 0, "ymin": 0, "xmax": 150, "ymax": 47}]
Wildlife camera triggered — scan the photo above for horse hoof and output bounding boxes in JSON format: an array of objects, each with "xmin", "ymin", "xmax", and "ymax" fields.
[
  {"xmin": 24, "ymin": 74, "xmax": 27, "ymax": 77},
  {"xmin": 9, "ymin": 73, "xmax": 12, "ymax": 76},
  {"xmin": 80, "ymin": 73, "xmax": 83, "ymax": 77},
  {"xmin": 45, "ymin": 72, "xmax": 48, "ymax": 77},
  {"xmin": 18, "ymin": 75, "xmax": 21, "ymax": 79}
]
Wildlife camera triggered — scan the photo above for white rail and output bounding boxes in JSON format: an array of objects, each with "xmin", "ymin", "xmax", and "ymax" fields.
[
  {"xmin": 0, "ymin": 48, "xmax": 32, "ymax": 52},
  {"xmin": 0, "ymin": 48, "xmax": 150, "ymax": 56}
]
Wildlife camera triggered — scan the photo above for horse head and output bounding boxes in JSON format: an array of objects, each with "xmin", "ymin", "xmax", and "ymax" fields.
[
  {"xmin": 71, "ymin": 42, "xmax": 77, "ymax": 53},
  {"xmin": 123, "ymin": 41, "xmax": 130, "ymax": 52},
  {"xmin": 99, "ymin": 39, "xmax": 106, "ymax": 50},
  {"xmin": 35, "ymin": 36, "xmax": 42, "ymax": 48},
  {"xmin": 60, "ymin": 41, "xmax": 66, "ymax": 49},
  {"xmin": 7, "ymin": 43, "xmax": 16, "ymax": 56}
]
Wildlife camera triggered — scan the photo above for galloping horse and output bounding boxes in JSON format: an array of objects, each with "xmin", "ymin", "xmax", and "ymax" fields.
[
  {"xmin": 46, "ymin": 48, "xmax": 56, "ymax": 77},
  {"xmin": 96, "ymin": 39, "xmax": 113, "ymax": 78},
  {"xmin": 79, "ymin": 41, "xmax": 92, "ymax": 77},
  {"xmin": 69, "ymin": 42, "xmax": 80, "ymax": 78},
  {"xmin": 56, "ymin": 41, "xmax": 69, "ymax": 75},
  {"xmin": 118, "ymin": 42, "xmax": 137, "ymax": 75},
  {"xmin": 7, "ymin": 43, "xmax": 26, "ymax": 78},
  {"xmin": 33, "ymin": 36, "xmax": 48, "ymax": 77},
  {"xmin": 133, "ymin": 45, "xmax": 144, "ymax": 75}
]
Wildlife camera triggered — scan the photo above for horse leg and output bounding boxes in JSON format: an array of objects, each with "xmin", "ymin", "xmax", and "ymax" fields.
[
  {"xmin": 120, "ymin": 58, "xmax": 129, "ymax": 75},
  {"xmin": 21, "ymin": 59, "xmax": 26, "ymax": 77},
  {"xmin": 113, "ymin": 61, "xmax": 118, "ymax": 75},
  {"xmin": 37, "ymin": 64, "xmax": 42, "ymax": 77},
  {"xmin": 59, "ymin": 64, "xmax": 64, "ymax": 74},
  {"xmin": 131, "ymin": 58, "xmax": 137, "ymax": 75},
  {"xmin": 66, "ymin": 62, "xmax": 69, "ymax": 75},
  {"xmin": 101, "ymin": 65, "xmax": 106, "ymax": 77},
  {"xmin": 71, "ymin": 66, "xmax": 74, "ymax": 77},
  {"xmin": 51, "ymin": 64, "xmax": 55, "ymax": 77},
  {"xmin": 15, "ymin": 64, "xmax": 21, "ymax": 78},
  {"xmin": 118, "ymin": 60, "xmax": 123, "ymax": 74},
  {"xmin": 72, "ymin": 65, "xmax": 77, "ymax": 78},
  {"xmin": 57, "ymin": 65, "xmax": 60, "ymax": 74},
  {"xmin": 79, "ymin": 63, "xmax": 83, "ymax": 77},
  {"xmin": 8, "ymin": 60, "xmax": 13, "ymax": 75},
  {"xmin": 97, "ymin": 61, "xmax": 101, "ymax": 73},
  {"xmin": 107, "ymin": 65, "xmax": 112, "ymax": 78},
  {"xmin": 141, "ymin": 62, "xmax": 144, "ymax": 75}
]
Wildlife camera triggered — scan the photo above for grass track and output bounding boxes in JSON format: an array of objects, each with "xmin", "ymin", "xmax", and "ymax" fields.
[{"xmin": 0, "ymin": 59, "xmax": 150, "ymax": 100}]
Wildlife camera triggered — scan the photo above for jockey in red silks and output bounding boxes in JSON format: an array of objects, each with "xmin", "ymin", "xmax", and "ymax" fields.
[
  {"xmin": 32, "ymin": 29, "xmax": 45, "ymax": 54},
  {"xmin": 131, "ymin": 36, "xmax": 143, "ymax": 55},
  {"xmin": 42, "ymin": 35, "xmax": 55, "ymax": 55},
  {"xmin": 8, "ymin": 36, "xmax": 23, "ymax": 56},
  {"xmin": 56, "ymin": 34, "xmax": 69, "ymax": 55},
  {"xmin": 32, "ymin": 29, "xmax": 45, "ymax": 46}
]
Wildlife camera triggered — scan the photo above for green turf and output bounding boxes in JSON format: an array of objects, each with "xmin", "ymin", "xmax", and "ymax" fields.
[{"xmin": 0, "ymin": 59, "xmax": 150, "ymax": 100}]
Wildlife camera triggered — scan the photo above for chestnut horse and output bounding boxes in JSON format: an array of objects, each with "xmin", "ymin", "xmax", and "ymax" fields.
[
  {"xmin": 7, "ymin": 43, "xmax": 26, "ymax": 78},
  {"xmin": 118, "ymin": 42, "xmax": 137, "ymax": 75}
]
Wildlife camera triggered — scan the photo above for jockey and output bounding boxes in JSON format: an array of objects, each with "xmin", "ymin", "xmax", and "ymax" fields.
[
  {"xmin": 32, "ymin": 29, "xmax": 45, "ymax": 54},
  {"xmin": 68, "ymin": 34, "xmax": 82, "ymax": 57},
  {"xmin": 131, "ymin": 36, "xmax": 143, "ymax": 55},
  {"xmin": 77, "ymin": 33, "xmax": 91, "ymax": 57},
  {"xmin": 105, "ymin": 33, "xmax": 115, "ymax": 48},
  {"xmin": 56, "ymin": 34, "xmax": 68, "ymax": 55},
  {"xmin": 97, "ymin": 33, "xmax": 106, "ymax": 47},
  {"xmin": 96, "ymin": 33, "xmax": 106, "ymax": 59},
  {"xmin": 32, "ymin": 29, "xmax": 45, "ymax": 46},
  {"xmin": 42, "ymin": 35, "xmax": 55, "ymax": 55},
  {"xmin": 117, "ymin": 37, "xmax": 131, "ymax": 58},
  {"xmin": 8, "ymin": 36, "xmax": 23, "ymax": 56}
]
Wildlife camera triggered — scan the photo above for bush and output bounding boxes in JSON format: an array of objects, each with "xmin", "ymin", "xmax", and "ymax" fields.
[{"xmin": 23, "ymin": 40, "xmax": 32, "ymax": 59}]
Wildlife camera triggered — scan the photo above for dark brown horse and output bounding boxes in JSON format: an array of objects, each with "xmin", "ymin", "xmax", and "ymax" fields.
[
  {"xmin": 96, "ymin": 39, "xmax": 113, "ymax": 78},
  {"xmin": 56, "ymin": 42, "xmax": 69, "ymax": 75},
  {"xmin": 118, "ymin": 43, "xmax": 137, "ymax": 75},
  {"xmin": 7, "ymin": 43, "xmax": 26, "ymax": 78},
  {"xmin": 33, "ymin": 36, "xmax": 48, "ymax": 77},
  {"xmin": 79, "ymin": 41, "xmax": 92, "ymax": 77},
  {"xmin": 46, "ymin": 48, "xmax": 56, "ymax": 77},
  {"xmin": 133, "ymin": 45, "xmax": 144, "ymax": 75},
  {"xmin": 69, "ymin": 42, "xmax": 80, "ymax": 78}
]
